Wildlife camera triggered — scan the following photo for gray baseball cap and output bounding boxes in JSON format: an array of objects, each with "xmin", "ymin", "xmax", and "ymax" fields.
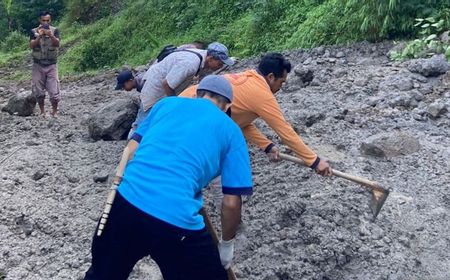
[
  {"xmin": 207, "ymin": 42, "xmax": 234, "ymax": 66},
  {"xmin": 197, "ymin": 75, "xmax": 233, "ymax": 102}
]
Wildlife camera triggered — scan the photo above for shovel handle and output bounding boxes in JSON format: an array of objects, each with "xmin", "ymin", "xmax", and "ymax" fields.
[
  {"xmin": 279, "ymin": 153, "xmax": 385, "ymax": 192},
  {"xmin": 200, "ymin": 208, "xmax": 237, "ymax": 280}
]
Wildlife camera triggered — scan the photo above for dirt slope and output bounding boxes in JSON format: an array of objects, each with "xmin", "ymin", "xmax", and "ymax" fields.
[{"xmin": 0, "ymin": 42, "xmax": 449, "ymax": 280}]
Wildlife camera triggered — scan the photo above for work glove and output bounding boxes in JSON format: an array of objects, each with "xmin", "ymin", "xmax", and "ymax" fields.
[{"xmin": 218, "ymin": 238, "xmax": 235, "ymax": 269}]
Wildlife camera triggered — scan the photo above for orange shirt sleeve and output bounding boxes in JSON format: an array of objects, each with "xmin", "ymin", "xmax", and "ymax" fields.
[
  {"xmin": 241, "ymin": 123, "xmax": 272, "ymax": 150},
  {"xmin": 252, "ymin": 95, "xmax": 318, "ymax": 166}
]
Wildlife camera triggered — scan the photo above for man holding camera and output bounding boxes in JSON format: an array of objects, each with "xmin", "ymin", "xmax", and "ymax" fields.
[{"xmin": 29, "ymin": 11, "xmax": 61, "ymax": 118}]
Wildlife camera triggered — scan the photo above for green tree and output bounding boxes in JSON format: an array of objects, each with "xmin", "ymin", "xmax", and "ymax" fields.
[
  {"xmin": 2, "ymin": 0, "xmax": 13, "ymax": 31},
  {"xmin": 15, "ymin": 0, "xmax": 65, "ymax": 32},
  {"xmin": 65, "ymin": 0, "xmax": 123, "ymax": 24}
]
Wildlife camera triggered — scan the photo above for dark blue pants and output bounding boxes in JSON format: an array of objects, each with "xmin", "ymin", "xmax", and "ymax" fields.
[{"xmin": 84, "ymin": 192, "xmax": 227, "ymax": 280}]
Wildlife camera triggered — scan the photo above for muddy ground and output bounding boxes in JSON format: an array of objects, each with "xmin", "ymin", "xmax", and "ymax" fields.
[{"xmin": 0, "ymin": 42, "xmax": 449, "ymax": 280}]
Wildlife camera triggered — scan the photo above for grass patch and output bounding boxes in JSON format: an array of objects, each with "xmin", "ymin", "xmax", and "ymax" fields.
[
  {"xmin": 0, "ymin": 50, "xmax": 30, "ymax": 81},
  {"xmin": 0, "ymin": 51, "xmax": 28, "ymax": 66},
  {"xmin": 2, "ymin": 0, "xmax": 450, "ymax": 75}
]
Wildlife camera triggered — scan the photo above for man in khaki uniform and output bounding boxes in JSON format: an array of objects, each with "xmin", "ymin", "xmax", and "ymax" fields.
[{"xmin": 29, "ymin": 11, "xmax": 61, "ymax": 117}]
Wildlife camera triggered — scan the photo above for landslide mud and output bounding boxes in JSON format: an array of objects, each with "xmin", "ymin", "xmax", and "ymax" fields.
[{"xmin": 1, "ymin": 42, "xmax": 449, "ymax": 279}]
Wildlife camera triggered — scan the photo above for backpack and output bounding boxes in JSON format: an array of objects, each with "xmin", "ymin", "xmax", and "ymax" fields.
[
  {"xmin": 156, "ymin": 45, "xmax": 204, "ymax": 75},
  {"xmin": 156, "ymin": 45, "xmax": 178, "ymax": 62}
]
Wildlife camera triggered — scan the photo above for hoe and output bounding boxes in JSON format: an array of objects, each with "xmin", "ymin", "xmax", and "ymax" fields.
[{"xmin": 279, "ymin": 153, "xmax": 390, "ymax": 220}]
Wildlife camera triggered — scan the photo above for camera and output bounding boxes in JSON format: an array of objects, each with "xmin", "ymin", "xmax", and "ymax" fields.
[{"xmin": 38, "ymin": 24, "xmax": 49, "ymax": 36}]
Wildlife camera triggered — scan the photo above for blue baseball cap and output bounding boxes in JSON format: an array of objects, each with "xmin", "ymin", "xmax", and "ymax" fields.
[
  {"xmin": 197, "ymin": 75, "xmax": 233, "ymax": 103},
  {"xmin": 115, "ymin": 70, "xmax": 133, "ymax": 90},
  {"xmin": 207, "ymin": 42, "xmax": 234, "ymax": 66}
]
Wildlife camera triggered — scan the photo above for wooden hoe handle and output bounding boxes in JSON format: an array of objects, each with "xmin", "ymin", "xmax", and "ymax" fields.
[
  {"xmin": 279, "ymin": 153, "xmax": 385, "ymax": 192},
  {"xmin": 200, "ymin": 208, "xmax": 238, "ymax": 280},
  {"xmin": 96, "ymin": 147, "xmax": 131, "ymax": 237}
]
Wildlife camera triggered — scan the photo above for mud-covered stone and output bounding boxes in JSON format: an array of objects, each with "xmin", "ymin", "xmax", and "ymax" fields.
[
  {"xmin": 379, "ymin": 74, "xmax": 414, "ymax": 92},
  {"xmin": 32, "ymin": 170, "xmax": 46, "ymax": 181},
  {"xmin": 14, "ymin": 215, "xmax": 34, "ymax": 236},
  {"xmin": 283, "ymin": 75, "xmax": 304, "ymax": 92},
  {"xmin": 427, "ymin": 101, "xmax": 447, "ymax": 118},
  {"xmin": 66, "ymin": 173, "xmax": 80, "ymax": 183},
  {"xmin": 87, "ymin": 98, "xmax": 139, "ymax": 141},
  {"xmin": 293, "ymin": 65, "xmax": 314, "ymax": 84},
  {"xmin": 387, "ymin": 92, "xmax": 417, "ymax": 108},
  {"xmin": 305, "ymin": 113, "xmax": 325, "ymax": 127},
  {"xmin": 354, "ymin": 77, "xmax": 369, "ymax": 87},
  {"xmin": 93, "ymin": 173, "xmax": 109, "ymax": 183},
  {"xmin": 2, "ymin": 91, "xmax": 36, "ymax": 116},
  {"xmin": 406, "ymin": 55, "xmax": 450, "ymax": 77},
  {"xmin": 360, "ymin": 132, "xmax": 420, "ymax": 157},
  {"xmin": 412, "ymin": 108, "xmax": 428, "ymax": 121},
  {"xmin": 335, "ymin": 51, "xmax": 345, "ymax": 58}
]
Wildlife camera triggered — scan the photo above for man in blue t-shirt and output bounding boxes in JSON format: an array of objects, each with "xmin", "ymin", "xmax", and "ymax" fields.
[{"xmin": 85, "ymin": 75, "xmax": 253, "ymax": 280}]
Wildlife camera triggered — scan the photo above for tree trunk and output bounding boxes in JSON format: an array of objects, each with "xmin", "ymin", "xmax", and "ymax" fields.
[{"xmin": 7, "ymin": 16, "xmax": 12, "ymax": 32}]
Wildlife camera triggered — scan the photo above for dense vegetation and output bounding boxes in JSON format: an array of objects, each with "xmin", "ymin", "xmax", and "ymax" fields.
[{"xmin": 1, "ymin": 0, "xmax": 449, "ymax": 75}]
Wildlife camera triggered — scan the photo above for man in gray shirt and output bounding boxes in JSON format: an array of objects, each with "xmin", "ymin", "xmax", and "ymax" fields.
[{"xmin": 129, "ymin": 42, "xmax": 234, "ymax": 136}]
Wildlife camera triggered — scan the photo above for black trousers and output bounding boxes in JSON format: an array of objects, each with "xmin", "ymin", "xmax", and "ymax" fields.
[{"xmin": 84, "ymin": 192, "xmax": 227, "ymax": 280}]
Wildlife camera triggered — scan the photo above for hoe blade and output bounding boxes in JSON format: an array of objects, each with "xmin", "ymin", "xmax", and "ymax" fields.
[{"xmin": 370, "ymin": 188, "xmax": 390, "ymax": 220}]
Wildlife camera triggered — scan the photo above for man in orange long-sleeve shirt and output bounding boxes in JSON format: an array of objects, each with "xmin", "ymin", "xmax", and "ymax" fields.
[{"xmin": 180, "ymin": 53, "xmax": 331, "ymax": 175}]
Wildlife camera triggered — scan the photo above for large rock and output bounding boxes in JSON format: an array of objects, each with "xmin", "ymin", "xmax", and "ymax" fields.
[
  {"xmin": 406, "ymin": 55, "xmax": 450, "ymax": 77},
  {"xmin": 87, "ymin": 98, "xmax": 139, "ymax": 141},
  {"xmin": 2, "ymin": 91, "xmax": 36, "ymax": 116},
  {"xmin": 360, "ymin": 132, "xmax": 420, "ymax": 157}
]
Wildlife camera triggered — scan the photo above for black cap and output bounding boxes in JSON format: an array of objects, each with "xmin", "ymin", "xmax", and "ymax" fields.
[{"xmin": 115, "ymin": 70, "xmax": 133, "ymax": 90}]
